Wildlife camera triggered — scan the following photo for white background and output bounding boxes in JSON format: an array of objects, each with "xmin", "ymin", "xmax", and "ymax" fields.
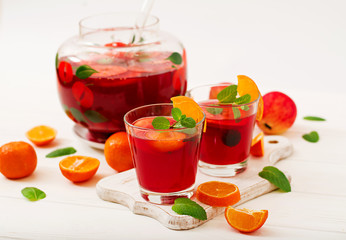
[{"xmin": 1, "ymin": 1, "xmax": 346, "ymax": 239}]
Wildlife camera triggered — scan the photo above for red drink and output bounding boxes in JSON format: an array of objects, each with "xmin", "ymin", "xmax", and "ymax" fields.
[
  {"xmin": 199, "ymin": 101, "xmax": 257, "ymax": 165},
  {"xmin": 56, "ymin": 51, "xmax": 186, "ymax": 142},
  {"xmin": 129, "ymin": 117, "xmax": 200, "ymax": 193}
]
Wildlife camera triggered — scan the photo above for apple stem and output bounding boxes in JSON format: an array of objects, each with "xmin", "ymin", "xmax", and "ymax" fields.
[{"xmin": 264, "ymin": 123, "xmax": 272, "ymax": 130}]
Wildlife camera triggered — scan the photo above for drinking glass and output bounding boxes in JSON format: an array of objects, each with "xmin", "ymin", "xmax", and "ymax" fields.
[
  {"xmin": 187, "ymin": 83, "xmax": 259, "ymax": 177},
  {"xmin": 124, "ymin": 103, "xmax": 205, "ymax": 204}
]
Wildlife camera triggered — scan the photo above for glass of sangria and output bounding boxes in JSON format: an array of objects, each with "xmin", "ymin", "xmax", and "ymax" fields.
[
  {"xmin": 56, "ymin": 13, "xmax": 187, "ymax": 144},
  {"xmin": 124, "ymin": 103, "xmax": 205, "ymax": 204},
  {"xmin": 187, "ymin": 82, "xmax": 260, "ymax": 177}
]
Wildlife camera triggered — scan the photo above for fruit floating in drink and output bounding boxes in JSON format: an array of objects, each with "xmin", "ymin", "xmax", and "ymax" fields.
[
  {"xmin": 56, "ymin": 13, "xmax": 187, "ymax": 143},
  {"xmin": 124, "ymin": 101, "xmax": 205, "ymax": 204},
  {"xmin": 187, "ymin": 76, "xmax": 263, "ymax": 177}
]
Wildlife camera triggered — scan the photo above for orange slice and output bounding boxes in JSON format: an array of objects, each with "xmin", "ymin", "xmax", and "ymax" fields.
[
  {"xmin": 59, "ymin": 155, "xmax": 100, "ymax": 183},
  {"xmin": 250, "ymin": 132, "xmax": 264, "ymax": 157},
  {"xmin": 146, "ymin": 131, "xmax": 185, "ymax": 152},
  {"xmin": 237, "ymin": 75, "xmax": 263, "ymax": 121},
  {"xmin": 196, "ymin": 181, "xmax": 241, "ymax": 207},
  {"xmin": 171, "ymin": 96, "xmax": 204, "ymax": 123},
  {"xmin": 26, "ymin": 125, "xmax": 57, "ymax": 146},
  {"xmin": 225, "ymin": 206, "xmax": 268, "ymax": 233}
]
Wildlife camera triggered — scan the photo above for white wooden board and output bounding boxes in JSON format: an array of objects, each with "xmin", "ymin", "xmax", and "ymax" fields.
[{"xmin": 96, "ymin": 135, "xmax": 292, "ymax": 230}]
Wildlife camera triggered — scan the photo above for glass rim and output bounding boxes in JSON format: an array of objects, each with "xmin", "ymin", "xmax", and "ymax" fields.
[
  {"xmin": 79, "ymin": 12, "xmax": 160, "ymax": 32},
  {"xmin": 186, "ymin": 83, "xmax": 260, "ymax": 108},
  {"xmin": 123, "ymin": 103, "xmax": 206, "ymax": 131}
]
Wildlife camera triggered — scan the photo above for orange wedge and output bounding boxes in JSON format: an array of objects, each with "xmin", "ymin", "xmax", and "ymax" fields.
[
  {"xmin": 250, "ymin": 132, "xmax": 264, "ymax": 157},
  {"xmin": 196, "ymin": 181, "xmax": 241, "ymax": 207},
  {"xmin": 237, "ymin": 75, "xmax": 263, "ymax": 121},
  {"xmin": 26, "ymin": 125, "xmax": 57, "ymax": 146},
  {"xmin": 171, "ymin": 96, "xmax": 204, "ymax": 123},
  {"xmin": 59, "ymin": 155, "xmax": 100, "ymax": 183},
  {"xmin": 225, "ymin": 206, "xmax": 268, "ymax": 233}
]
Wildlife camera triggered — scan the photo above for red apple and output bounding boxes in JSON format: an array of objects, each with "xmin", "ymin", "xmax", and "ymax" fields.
[{"xmin": 256, "ymin": 91, "xmax": 297, "ymax": 134}]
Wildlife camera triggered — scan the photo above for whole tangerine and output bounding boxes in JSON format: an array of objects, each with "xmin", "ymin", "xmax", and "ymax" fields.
[
  {"xmin": 104, "ymin": 132, "xmax": 134, "ymax": 172},
  {"xmin": 0, "ymin": 141, "xmax": 37, "ymax": 179}
]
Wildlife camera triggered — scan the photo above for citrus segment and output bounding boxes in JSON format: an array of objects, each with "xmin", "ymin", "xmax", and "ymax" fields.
[
  {"xmin": 104, "ymin": 132, "xmax": 134, "ymax": 173},
  {"xmin": 250, "ymin": 132, "xmax": 264, "ymax": 157},
  {"xmin": 0, "ymin": 141, "xmax": 37, "ymax": 179},
  {"xmin": 171, "ymin": 96, "xmax": 204, "ymax": 123},
  {"xmin": 237, "ymin": 75, "xmax": 263, "ymax": 121},
  {"xmin": 59, "ymin": 155, "xmax": 100, "ymax": 183},
  {"xmin": 26, "ymin": 125, "xmax": 57, "ymax": 146},
  {"xmin": 225, "ymin": 206, "xmax": 268, "ymax": 233},
  {"xmin": 146, "ymin": 131, "xmax": 185, "ymax": 152},
  {"xmin": 196, "ymin": 181, "xmax": 241, "ymax": 207}
]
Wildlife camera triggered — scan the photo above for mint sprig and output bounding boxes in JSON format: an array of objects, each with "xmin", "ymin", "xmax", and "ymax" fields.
[
  {"xmin": 76, "ymin": 65, "xmax": 98, "ymax": 79},
  {"xmin": 46, "ymin": 147, "xmax": 77, "ymax": 158},
  {"xmin": 303, "ymin": 116, "xmax": 326, "ymax": 121},
  {"xmin": 302, "ymin": 131, "xmax": 319, "ymax": 143},
  {"xmin": 152, "ymin": 108, "xmax": 196, "ymax": 130},
  {"xmin": 172, "ymin": 198, "xmax": 207, "ymax": 220},
  {"xmin": 259, "ymin": 166, "xmax": 291, "ymax": 192},
  {"xmin": 166, "ymin": 52, "xmax": 182, "ymax": 65}
]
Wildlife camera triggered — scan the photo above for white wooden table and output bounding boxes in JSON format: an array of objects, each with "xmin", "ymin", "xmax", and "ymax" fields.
[{"xmin": 1, "ymin": 0, "xmax": 346, "ymax": 239}]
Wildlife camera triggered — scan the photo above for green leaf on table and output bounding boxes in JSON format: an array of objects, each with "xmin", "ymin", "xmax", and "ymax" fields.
[
  {"xmin": 21, "ymin": 187, "xmax": 46, "ymax": 201},
  {"xmin": 172, "ymin": 198, "xmax": 207, "ymax": 220},
  {"xmin": 235, "ymin": 94, "xmax": 251, "ymax": 105},
  {"xmin": 206, "ymin": 107, "xmax": 223, "ymax": 115},
  {"xmin": 302, "ymin": 131, "xmax": 319, "ymax": 143},
  {"xmin": 55, "ymin": 53, "xmax": 59, "ymax": 69},
  {"xmin": 171, "ymin": 108, "xmax": 182, "ymax": 122},
  {"xmin": 84, "ymin": 110, "xmax": 108, "ymax": 123},
  {"xmin": 152, "ymin": 117, "xmax": 170, "ymax": 130},
  {"xmin": 217, "ymin": 85, "xmax": 237, "ymax": 103},
  {"xmin": 303, "ymin": 116, "xmax": 326, "ymax": 121},
  {"xmin": 46, "ymin": 147, "xmax": 77, "ymax": 158},
  {"xmin": 76, "ymin": 65, "xmax": 98, "ymax": 79},
  {"xmin": 259, "ymin": 166, "xmax": 291, "ymax": 192},
  {"xmin": 166, "ymin": 52, "xmax": 182, "ymax": 65},
  {"xmin": 181, "ymin": 117, "xmax": 196, "ymax": 128}
]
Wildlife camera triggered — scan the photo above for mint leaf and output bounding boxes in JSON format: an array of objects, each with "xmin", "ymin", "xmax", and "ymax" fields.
[
  {"xmin": 172, "ymin": 198, "xmax": 207, "ymax": 220},
  {"xmin": 76, "ymin": 65, "xmax": 98, "ymax": 79},
  {"xmin": 235, "ymin": 94, "xmax": 251, "ymax": 104},
  {"xmin": 303, "ymin": 116, "xmax": 326, "ymax": 121},
  {"xmin": 232, "ymin": 107, "xmax": 241, "ymax": 119},
  {"xmin": 55, "ymin": 53, "xmax": 59, "ymax": 69},
  {"xmin": 21, "ymin": 187, "xmax": 46, "ymax": 201},
  {"xmin": 206, "ymin": 107, "xmax": 223, "ymax": 115},
  {"xmin": 171, "ymin": 108, "xmax": 182, "ymax": 122},
  {"xmin": 240, "ymin": 105, "xmax": 249, "ymax": 111},
  {"xmin": 152, "ymin": 117, "xmax": 170, "ymax": 130},
  {"xmin": 70, "ymin": 107, "xmax": 87, "ymax": 123},
  {"xmin": 166, "ymin": 52, "xmax": 182, "ymax": 65},
  {"xmin": 46, "ymin": 147, "xmax": 77, "ymax": 158},
  {"xmin": 181, "ymin": 117, "xmax": 196, "ymax": 128},
  {"xmin": 302, "ymin": 131, "xmax": 319, "ymax": 143},
  {"xmin": 84, "ymin": 110, "xmax": 108, "ymax": 123},
  {"xmin": 259, "ymin": 166, "xmax": 291, "ymax": 192},
  {"xmin": 217, "ymin": 85, "xmax": 237, "ymax": 103}
]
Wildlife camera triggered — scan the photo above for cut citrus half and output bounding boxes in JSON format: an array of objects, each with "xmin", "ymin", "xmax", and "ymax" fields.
[
  {"xmin": 237, "ymin": 75, "xmax": 263, "ymax": 121},
  {"xmin": 250, "ymin": 132, "xmax": 264, "ymax": 157},
  {"xmin": 59, "ymin": 155, "xmax": 100, "ymax": 183},
  {"xmin": 225, "ymin": 206, "xmax": 268, "ymax": 233},
  {"xmin": 171, "ymin": 96, "xmax": 204, "ymax": 123},
  {"xmin": 146, "ymin": 131, "xmax": 185, "ymax": 152},
  {"xmin": 26, "ymin": 125, "xmax": 57, "ymax": 146},
  {"xmin": 196, "ymin": 181, "xmax": 241, "ymax": 207}
]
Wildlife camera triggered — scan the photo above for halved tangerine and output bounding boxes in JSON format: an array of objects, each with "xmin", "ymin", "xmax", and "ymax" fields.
[
  {"xmin": 237, "ymin": 75, "xmax": 263, "ymax": 121},
  {"xmin": 26, "ymin": 125, "xmax": 57, "ymax": 146},
  {"xmin": 59, "ymin": 155, "xmax": 100, "ymax": 183},
  {"xmin": 196, "ymin": 181, "xmax": 241, "ymax": 207},
  {"xmin": 225, "ymin": 206, "xmax": 268, "ymax": 233},
  {"xmin": 250, "ymin": 132, "xmax": 264, "ymax": 157}
]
